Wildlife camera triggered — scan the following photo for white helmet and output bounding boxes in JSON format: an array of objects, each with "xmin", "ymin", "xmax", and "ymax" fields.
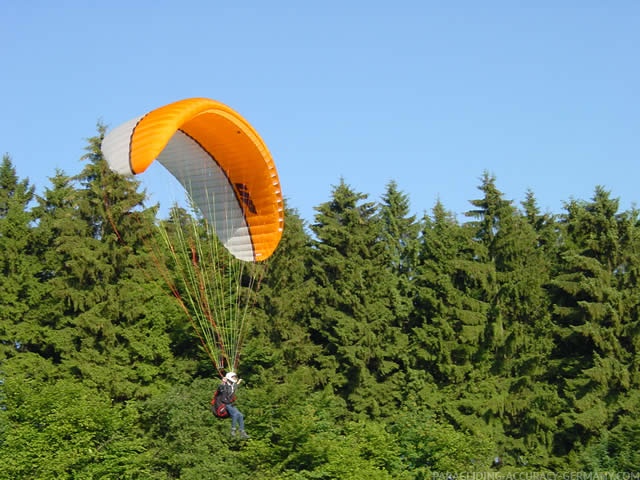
[{"xmin": 225, "ymin": 372, "xmax": 238, "ymax": 383}]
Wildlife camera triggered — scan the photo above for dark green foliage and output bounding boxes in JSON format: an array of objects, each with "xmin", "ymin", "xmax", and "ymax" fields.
[
  {"xmin": 412, "ymin": 200, "xmax": 491, "ymax": 385},
  {"xmin": 305, "ymin": 179, "xmax": 410, "ymax": 417},
  {"xmin": 2, "ymin": 135, "xmax": 640, "ymax": 477},
  {"xmin": 242, "ymin": 204, "xmax": 320, "ymax": 378},
  {"xmin": 0, "ymin": 154, "xmax": 39, "ymax": 364},
  {"xmin": 548, "ymin": 187, "xmax": 640, "ymax": 458}
]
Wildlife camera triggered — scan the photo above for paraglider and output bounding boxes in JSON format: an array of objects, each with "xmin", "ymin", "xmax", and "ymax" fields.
[
  {"xmin": 101, "ymin": 97, "xmax": 284, "ymax": 262},
  {"xmin": 101, "ymin": 97, "xmax": 284, "ymax": 374},
  {"xmin": 211, "ymin": 372, "xmax": 249, "ymax": 438}
]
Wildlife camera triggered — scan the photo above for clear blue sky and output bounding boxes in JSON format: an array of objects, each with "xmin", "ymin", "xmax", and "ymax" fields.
[{"xmin": 2, "ymin": 1, "xmax": 639, "ymax": 224}]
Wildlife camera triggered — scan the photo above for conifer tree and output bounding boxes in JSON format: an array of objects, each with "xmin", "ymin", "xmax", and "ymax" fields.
[
  {"xmin": 465, "ymin": 171, "xmax": 513, "ymax": 262},
  {"xmin": 616, "ymin": 206, "xmax": 640, "ymax": 395},
  {"xmin": 521, "ymin": 188, "xmax": 559, "ymax": 255},
  {"xmin": 243, "ymin": 205, "xmax": 322, "ymax": 384},
  {"xmin": 377, "ymin": 181, "xmax": 419, "ymax": 370},
  {"xmin": 411, "ymin": 201, "xmax": 489, "ymax": 386},
  {"xmin": 0, "ymin": 154, "xmax": 39, "ymax": 363},
  {"xmin": 26, "ymin": 170, "xmax": 84, "ymax": 366},
  {"xmin": 35, "ymin": 126, "xmax": 185, "ymax": 401},
  {"xmin": 549, "ymin": 187, "xmax": 639, "ymax": 455},
  {"xmin": 305, "ymin": 179, "xmax": 408, "ymax": 416},
  {"xmin": 484, "ymin": 189, "xmax": 557, "ymax": 463},
  {"xmin": 379, "ymin": 180, "xmax": 420, "ymax": 280}
]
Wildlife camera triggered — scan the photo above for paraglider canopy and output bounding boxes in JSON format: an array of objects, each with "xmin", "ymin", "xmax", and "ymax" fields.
[
  {"xmin": 101, "ymin": 97, "xmax": 285, "ymax": 374},
  {"xmin": 101, "ymin": 97, "xmax": 284, "ymax": 262}
]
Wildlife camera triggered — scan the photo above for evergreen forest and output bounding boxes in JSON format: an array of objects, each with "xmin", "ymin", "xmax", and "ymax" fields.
[{"xmin": 1, "ymin": 127, "xmax": 640, "ymax": 479}]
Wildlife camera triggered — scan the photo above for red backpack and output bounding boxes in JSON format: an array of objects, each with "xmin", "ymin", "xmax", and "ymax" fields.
[{"xmin": 211, "ymin": 390, "xmax": 229, "ymax": 418}]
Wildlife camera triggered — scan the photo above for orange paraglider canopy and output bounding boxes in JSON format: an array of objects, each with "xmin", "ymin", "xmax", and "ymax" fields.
[{"xmin": 101, "ymin": 97, "xmax": 284, "ymax": 262}]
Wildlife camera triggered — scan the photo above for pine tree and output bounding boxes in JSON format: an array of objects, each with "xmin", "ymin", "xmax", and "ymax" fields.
[
  {"xmin": 305, "ymin": 179, "xmax": 408, "ymax": 416},
  {"xmin": 485, "ymin": 189, "xmax": 557, "ymax": 463},
  {"xmin": 379, "ymin": 180, "xmax": 420, "ymax": 280},
  {"xmin": 0, "ymin": 154, "xmax": 39, "ymax": 363},
  {"xmin": 549, "ymin": 187, "xmax": 638, "ymax": 456},
  {"xmin": 26, "ymin": 170, "xmax": 83, "ymax": 366},
  {"xmin": 465, "ymin": 171, "xmax": 513, "ymax": 261},
  {"xmin": 31, "ymin": 126, "xmax": 185, "ymax": 401},
  {"xmin": 521, "ymin": 188, "xmax": 559, "ymax": 255},
  {"xmin": 410, "ymin": 198, "xmax": 497, "ymax": 448},
  {"xmin": 616, "ymin": 206, "xmax": 640, "ymax": 391},
  {"xmin": 377, "ymin": 181, "xmax": 419, "ymax": 370},
  {"xmin": 242, "ymin": 205, "xmax": 322, "ymax": 383},
  {"xmin": 411, "ymin": 200, "xmax": 491, "ymax": 386}
]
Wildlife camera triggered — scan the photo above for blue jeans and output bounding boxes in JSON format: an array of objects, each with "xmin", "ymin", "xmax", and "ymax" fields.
[{"xmin": 226, "ymin": 404, "xmax": 245, "ymax": 432}]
